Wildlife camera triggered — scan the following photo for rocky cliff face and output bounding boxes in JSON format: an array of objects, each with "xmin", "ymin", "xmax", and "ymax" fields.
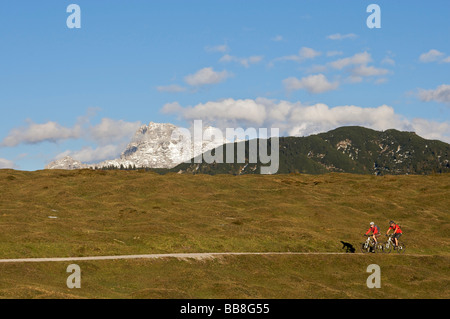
[
  {"xmin": 45, "ymin": 122, "xmax": 226, "ymax": 170},
  {"xmin": 45, "ymin": 156, "xmax": 88, "ymax": 170}
]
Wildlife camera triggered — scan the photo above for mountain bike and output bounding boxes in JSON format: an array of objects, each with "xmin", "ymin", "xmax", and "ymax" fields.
[
  {"xmin": 360, "ymin": 235, "xmax": 381, "ymax": 253},
  {"xmin": 382, "ymin": 234, "xmax": 405, "ymax": 253}
]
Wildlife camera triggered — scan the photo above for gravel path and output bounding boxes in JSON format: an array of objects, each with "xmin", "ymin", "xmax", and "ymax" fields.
[{"xmin": 0, "ymin": 251, "xmax": 434, "ymax": 263}]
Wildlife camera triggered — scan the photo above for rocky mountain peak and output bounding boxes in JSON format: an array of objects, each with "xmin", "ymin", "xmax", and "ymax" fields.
[
  {"xmin": 45, "ymin": 122, "xmax": 226, "ymax": 170},
  {"xmin": 44, "ymin": 156, "xmax": 86, "ymax": 170}
]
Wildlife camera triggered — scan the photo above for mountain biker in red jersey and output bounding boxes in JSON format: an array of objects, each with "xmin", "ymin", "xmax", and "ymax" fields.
[
  {"xmin": 386, "ymin": 220, "xmax": 402, "ymax": 247},
  {"xmin": 365, "ymin": 222, "xmax": 380, "ymax": 244}
]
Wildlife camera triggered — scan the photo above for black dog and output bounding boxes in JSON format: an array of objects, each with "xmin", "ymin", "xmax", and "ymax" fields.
[{"xmin": 340, "ymin": 241, "xmax": 356, "ymax": 253}]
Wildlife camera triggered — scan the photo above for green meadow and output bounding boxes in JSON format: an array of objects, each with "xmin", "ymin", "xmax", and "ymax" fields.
[{"xmin": 0, "ymin": 169, "xmax": 448, "ymax": 298}]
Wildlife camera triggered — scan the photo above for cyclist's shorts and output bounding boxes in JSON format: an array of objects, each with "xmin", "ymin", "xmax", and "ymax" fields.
[{"xmin": 393, "ymin": 233, "xmax": 402, "ymax": 239}]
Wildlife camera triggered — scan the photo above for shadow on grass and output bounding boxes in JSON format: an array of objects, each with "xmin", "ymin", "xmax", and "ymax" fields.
[{"xmin": 340, "ymin": 241, "xmax": 356, "ymax": 253}]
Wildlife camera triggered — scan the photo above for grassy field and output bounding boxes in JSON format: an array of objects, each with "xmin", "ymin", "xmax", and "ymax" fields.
[{"xmin": 0, "ymin": 169, "xmax": 449, "ymax": 298}]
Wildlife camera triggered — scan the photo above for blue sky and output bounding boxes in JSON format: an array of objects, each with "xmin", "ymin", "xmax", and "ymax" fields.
[{"xmin": 1, "ymin": 0, "xmax": 449, "ymax": 171}]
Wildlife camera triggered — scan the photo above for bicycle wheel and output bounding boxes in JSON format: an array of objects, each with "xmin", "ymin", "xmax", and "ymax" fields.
[
  {"xmin": 396, "ymin": 242, "xmax": 406, "ymax": 254},
  {"xmin": 384, "ymin": 242, "xmax": 392, "ymax": 253},
  {"xmin": 375, "ymin": 242, "xmax": 385, "ymax": 253},
  {"xmin": 360, "ymin": 242, "xmax": 370, "ymax": 253}
]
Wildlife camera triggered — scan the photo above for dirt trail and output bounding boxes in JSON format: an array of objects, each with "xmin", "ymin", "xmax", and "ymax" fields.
[{"xmin": 0, "ymin": 251, "xmax": 436, "ymax": 263}]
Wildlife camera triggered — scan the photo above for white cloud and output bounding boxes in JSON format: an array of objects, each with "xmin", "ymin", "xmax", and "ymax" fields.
[
  {"xmin": 283, "ymin": 74, "xmax": 339, "ymax": 94},
  {"xmin": 350, "ymin": 64, "xmax": 389, "ymax": 77},
  {"xmin": 304, "ymin": 52, "xmax": 390, "ymax": 80},
  {"xmin": 205, "ymin": 44, "xmax": 229, "ymax": 53},
  {"xmin": 0, "ymin": 158, "xmax": 15, "ymax": 169},
  {"xmin": 1, "ymin": 117, "xmax": 141, "ymax": 147},
  {"xmin": 161, "ymin": 97, "xmax": 450, "ymax": 143},
  {"xmin": 156, "ymin": 84, "xmax": 187, "ymax": 93},
  {"xmin": 184, "ymin": 67, "xmax": 232, "ymax": 86},
  {"xmin": 418, "ymin": 84, "xmax": 450, "ymax": 104},
  {"xmin": 419, "ymin": 49, "xmax": 445, "ymax": 63},
  {"xmin": 326, "ymin": 33, "xmax": 357, "ymax": 40},
  {"xmin": 163, "ymin": 98, "xmax": 267, "ymax": 126},
  {"xmin": 220, "ymin": 54, "xmax": 263, "ymax": 68},
  {"xmin": 161, "ymin": 102, "xmax": 184, "ymax": 115},
  {"xmin": 298, "ymin": 47, "xmax": 321, "ymax": 59},
  {"xmin": 271, "ymin": 35, "xmax": 283, "ymax": 42},
  {"xmin": 443, "ymin": 56, "xmax": 450, "ymax": 63},
  {"xmin": 1, "ymin": 121, "xmax": 81, "ymax": 147},
  {"xmin": 329, "ymin": 51, "xmax": 372, "ymax": 70},
  {"xmin": 409, "ymin": 118, "xmax": 450, "ymax": 142},
  {"xmin": 276, "ymin": 47, "xmax": 321, "ymax": 63},
  {"xmin": 288, "ymin": 104, "xmax": 402, "ymax": 135},
  {"xmin": 324, "ymin": 51, "xmax": 391, "ymax": 83},
  {"xmin": 88, "ymin": 118, "xmax": 142, "ymax": 145},
  {"xmin": 33, "ymin": 118, "xmax": 141, "ymax": 164},
  {"xmin": 55, "ymin": 144, "xmax": 126, "ymax": 164},
  {"xmin": 381, "ymin": 57, "xmax": 395, "ymax": 66}
]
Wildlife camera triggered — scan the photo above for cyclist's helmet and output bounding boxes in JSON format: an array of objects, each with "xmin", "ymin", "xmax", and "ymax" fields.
[
  {"xmin": 389, "ymin": 220, "xmax": 395, "ymax": 224},
  {"xmin": 370, "ymin": 222, "xmax": 374, "ymax": 226}
]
